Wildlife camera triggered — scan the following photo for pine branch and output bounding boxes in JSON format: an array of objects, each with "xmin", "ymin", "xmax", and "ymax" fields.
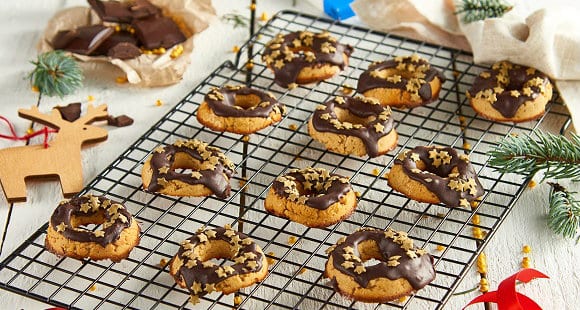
[
  {"xmin": 29, "ymin": 51, "xmax": 83, "ymax": 98},
  {"xmin": 548, "ymin": 183, "xmax": 580, "ymax": 243},
  {"xmin": 488, "ymin": 130, "xmax": 580, "ymax": 182},
  {"xmin": 455, "ymin": 0, "xmax": 513, "ymax": 23},
  {"xmin": 221, "ymin": 13, "xmax": 250, "ymax": 29}
]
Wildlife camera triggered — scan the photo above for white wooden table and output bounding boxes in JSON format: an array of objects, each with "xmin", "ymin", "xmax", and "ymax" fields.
[{"xmin": 0, "ymin": 1, "xmax": 578, "ymax": 309}]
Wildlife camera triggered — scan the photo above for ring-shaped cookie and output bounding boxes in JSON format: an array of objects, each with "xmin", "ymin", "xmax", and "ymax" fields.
[
  {"xmin": 196, "ymin": 85, "xmax": 286, "ymax": 134},
  {"xmin": 387, "ymin": 146, "xmax": 484, "ymax": 207},
  {"xmin": 45, "ymin": 194, "xmax": 140, "ymax": 262},
  {"xmin": 357, "ymin": 54, "xmax": 446, "ymax": 108},
  {"xmin": 262, "ymin": 31, "xmax": 353, "ymax": 88},
  {"xmin": 169, "ymin": 225, "xmax": 268, "ymax": 305},
  {"xmin": 467, "ymin": 61, "xmax": 553, "ymax": 122},
  {"xmin": 141, "ymin": 139, "xmax": 235, "ymax": 198},
  {"xmin": 325, "ymin": 227, "xmax": 435, "ymax": 303},
  {"xmin": 264, "ymin": 167, "xmax": 357, "ymax": 227},
  {"xmin": 308, "ymin": 95, "xmax": 398, "ymax": 158}
]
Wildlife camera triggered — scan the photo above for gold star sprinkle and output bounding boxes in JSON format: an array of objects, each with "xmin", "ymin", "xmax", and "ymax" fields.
[
  {"xmin": 80, "ymin": 203, "xmax": 91, "ymax": 213},
  {"xmin": 189, "ymin": 295, "xmax": 200, "ymax": 305},
  {"xmin": 526, "ymin": 67, "xmax": 536, "ymax": 75},
  {"xmin": 205, "ymin": 230, "xmax": 217, "ymax": 238},
  {"xmin": 354, "ymin": 265, "xmax": 366, "ymax": 274},
  {"xmin": 94, "ymin": 230, "xmax": 105, "ymax": 237},
  {"xmin": 204, "ymin": 283, "xmax": 216, "ymax": 293},
  {"xmin": 56, "ymin": 222, "xmax": 67, "ymax": 232},
  {"xmin": 341, "ymin": 261, "xmax": 355, "ymax": 269},
  {"xmin": 191, "ymin": 282, "xmax": 203, "ymax": 294},
  {"xmin": 274, "ymin": 59, "xmax": 285, "ymax": 69},
  {"xmin": 246, "ymin": 260, "xmax": 258, "ymax": 269},
  {"xmin": 334, "ymin": 96, "xmax": 346, "ymax": 104},
  {"xmin": 410, "ymin": 153, "xmax": 420, "ymax": 162},
  {"xmin": 216, "ymin": 268, "xmax": 227, "ymax": 278},
  {"xmin": 374, "ymin": 123, "xmax": 385, "ymax": 133}
]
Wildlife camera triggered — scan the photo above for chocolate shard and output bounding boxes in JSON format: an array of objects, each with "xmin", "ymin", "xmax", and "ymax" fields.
[
  {"xmin": 95, "ymin": 31, "xmax": 138, "ymax": 55},
  {"xmin": 52, "ymin": 25, "xmax": 113, "ymax": 55},
  {"xmin": 130, "ymin": 0, "xmax": 161, "ymax": 19},
  {"xmin": 88, "ymin": 0, "xmax": 134, "ymax": 24},
  {"xmin": 107, "ymin": 115, "xmax": 134, "ymax": 127},
  {"xmin": 55, "ymin": 102, "xmax": 82, "ymax": 122},
  {"xmin": 132, "ymin": 16, "xmax": 186, "ymax": 49},
  {"xmin": 107, "ymin": 42, "xmax": 142, "ymax": 59}
]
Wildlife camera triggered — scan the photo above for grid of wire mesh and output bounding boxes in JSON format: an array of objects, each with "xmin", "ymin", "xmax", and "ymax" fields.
[{"xmin": 0, "ymin": 10, "xmax": 571, "ymax": 310}]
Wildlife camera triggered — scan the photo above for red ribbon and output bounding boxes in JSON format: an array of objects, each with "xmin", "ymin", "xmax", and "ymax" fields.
[
  {"xmin": 0, "ymin": 115, "xmax": 57, "ymax": 148},
  {"xmin": 464, "ymin": 268, "xmax": 549, "ymax": 310}
]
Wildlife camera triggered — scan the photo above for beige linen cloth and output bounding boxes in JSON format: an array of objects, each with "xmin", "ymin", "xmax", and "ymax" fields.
[{"xmin": 352, "ymin": 0, "xmax": 580, "ymax": 131}]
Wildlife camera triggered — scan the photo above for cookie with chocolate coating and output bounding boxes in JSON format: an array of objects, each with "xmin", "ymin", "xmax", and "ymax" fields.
[
  {"xmin": 264, "ymin": 167, "xmax": 356, "ymax": 227},
  {"xmin": 197, "ymin": 85, "xmax": 286, "ymax": 134},
  {"xmin": 45, "ymin": 194, "xmax": 140, "ymax": 262},
  {"xmin": 325, "ymin": 227, "xmax": 435, "ymax": 303},
  {"xmin": 141, "ymin": 139, "xmax": 235, "ymax": 199},
  {"xmin": 387, "ymin": 146, "xmax": 484, "ymax": 207},
  {"xmin": 357, "ymin": 54, "xmax": 445, "ymax": 108},
  {"xmin": 467, "ymin": 61, "xmax": 552, "ymax": 123}
]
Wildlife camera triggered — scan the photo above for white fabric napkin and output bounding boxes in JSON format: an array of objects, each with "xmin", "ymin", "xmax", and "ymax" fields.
[{"xmin": 351, "ymin": 0, "xmax": 580, "ymax": 132}]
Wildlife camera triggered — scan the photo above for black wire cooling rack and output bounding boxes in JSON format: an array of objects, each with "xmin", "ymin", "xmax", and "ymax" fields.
[{"xmin": 0, "ymin": 10, "xmax": 571, "ymax": 310}]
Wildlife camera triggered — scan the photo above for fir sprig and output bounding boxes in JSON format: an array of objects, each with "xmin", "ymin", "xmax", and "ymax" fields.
[
  {"xmin": 29, "ymin": 50, "xmax": 83, "ymax": 98},
  {"xmin": 548, "ymin": 183, "xmax": 580, "ymax": 243},
  {"xmin": 455, "ymin": 0, "xmax": 513, "ymax": 23},
  {"xmin": 221, "ymin": 13, "xmax": 251, "ymax": 29},
  {"xmin": 488, "ymin": 130, "xmax": 580, "ymax": 241},
  {"xmin": 488, "ymin": 130, "xmax": 580, "ymax": 182}
]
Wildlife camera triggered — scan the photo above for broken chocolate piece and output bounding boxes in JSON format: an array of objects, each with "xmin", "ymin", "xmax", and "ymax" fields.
[
  {"xmin": 129, "ymin": 0, "xmax": 161, "ymax": 19},
  {"xmin": 52, "ymin": 25, "xmax": 113, "ymax": 55},
  {"xmin": 55, "ymin": 102, "xmax": 82, "ymax": 122},
  {"xmin": 88, "ymin": 0, "xmax": 134, "ymax": 23},
  {"xmin": 107, "ymin": 115, "xmax": 134, "ymax": 127},
  {"xmin": 132, "ymin": 16, "xmax": 186, "ymax": 49},
  {"xmin": 95, "ymin": 31, "xmax": 138, "ymax": 55},
  {"xmin": 107, "ymin": 42, "xmax": 141, "ymax": 59}
]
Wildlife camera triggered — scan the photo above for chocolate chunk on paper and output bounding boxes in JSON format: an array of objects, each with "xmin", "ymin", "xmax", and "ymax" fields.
[
  {"xmin": 39, "ymin": 0, "xmax": 216, "ymax": 87},
  {"xmin": 107, "ymin": 115, "xmax": 134, "ymax": 127}
]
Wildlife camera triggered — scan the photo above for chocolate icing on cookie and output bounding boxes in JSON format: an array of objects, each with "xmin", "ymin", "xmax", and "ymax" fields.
[
  {"xmin": 357, "ymin": 55, "xmax": 446, "ymax": 103},
  {"xmin": 327, "ymin": 228, "xmax": 435, "ymax": 290},
  {"xmin": 272, "ymin": 167, "xmax": 352, "ymax": 210},
  {"xmin": 172, "ymin": 225, "xmax": 265, "ymax": 299},
  {"xmin": 468, "ymin": 61, "xmax": 551, "ymax": 118},
  {"xmin": 262, "ymin": 31, "xmax": 353, "ymax": 88},
  {"xmin": 204, "ymin": 85, "xmax": 285, "ymax": 118},
  {"xmin": 145, "ymin": 139, "xmax": 235, "ymax": 199},
  {"xmin": 395, "ymin": 146, "xmax": 484, "ymax": 207},
  {"xmin": 311, "ymin": 96, "xmax": 395, "ymax": 158},
  {"xmin": 50, "ymin": 194, "xmax": 133, "ymax": 247}
]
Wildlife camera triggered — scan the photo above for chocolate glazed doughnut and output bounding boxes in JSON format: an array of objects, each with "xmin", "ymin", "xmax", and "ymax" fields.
[
  {"xmin": 264, "ymin": 167, "xmax": 357, "ymax": 227},
  {"xmin": 357, "ymin": 54, "xmax": 446, "ymax": 108},
  {"xmin": 325, "ymin": 227, "xmax": 435, "ymax": 303},
  {"xmin": 262, "ymin": 31, "xmax": 353, "ymax": 88},
  {"xmin": 387, "ymin": 146, "xmax": 484, "ymax": 207},
  {"xmin": 196, "ymin": 85, "xmax": 286, "ymax": 134},
  {"xmin": 169, "ymin": 225, "xmax": 268, "ymax": 305},
  {"xmin": 308, "ymin": 95, "xmax": 398, "ymax": 158},
  {"xmin": 141, "ymin": 139, "xmax": 235, "ymax": 198},
  {"xmin": 467, "ymin": 61, "xmax": 553, "ymax": 122},
  {"xmin": 45, "ymin": 194, "xmax": 140, "ymax": 262}
]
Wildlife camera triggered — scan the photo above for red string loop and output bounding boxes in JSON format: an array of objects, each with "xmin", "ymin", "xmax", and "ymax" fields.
[{"xmin": 0, "ymin": 115, "xmax": 58, "ymax": 148}]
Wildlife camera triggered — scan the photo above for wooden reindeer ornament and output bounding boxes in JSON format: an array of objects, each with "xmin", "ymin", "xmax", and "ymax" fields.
[{"xmin": 0, "ymin": 104, "xmax": 108, "ymax": 203}]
